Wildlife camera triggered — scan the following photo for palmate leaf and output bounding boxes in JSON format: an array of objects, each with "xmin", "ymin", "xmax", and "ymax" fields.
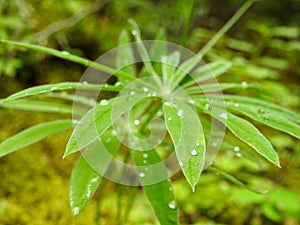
[
  {"xmin": 0, "ymin": 119, "xmax": 72, "ymax": 157},
  {"xmin": 70, "ymin": 131, "xmax": 120, "ymax": 216},
  {"xmin": 163, "ymin": 100, "xmax": 206, "ymax": 190},
  {"xmin": 207, "ymin": 108, "xmax": 280, "ymax": 167},
  {"xmin": 131, "ymin": 149, "xmax": 179, "ymax": 225}
]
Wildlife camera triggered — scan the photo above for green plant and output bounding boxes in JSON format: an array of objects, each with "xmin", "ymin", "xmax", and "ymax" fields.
[{"xmin": 0, "ymin": 1, "xmax": 299, "ymax": 224}]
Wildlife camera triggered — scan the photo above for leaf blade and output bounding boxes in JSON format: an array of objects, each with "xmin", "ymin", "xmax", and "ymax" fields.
[
  {"xmin": 0, "ymin": 119, "xmax": 72, "ymax": 157},
  {"xmin": 131, "ymin": 149, "xmax": 179, "ymax": 225},
  {"xmin": 163, "ymin": 100, "xmax": 206, "ymax": 189}
]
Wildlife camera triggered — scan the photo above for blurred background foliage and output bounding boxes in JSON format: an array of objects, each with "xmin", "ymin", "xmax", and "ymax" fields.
[{"xmin": 0, "ymin": 0, "xmax": 299, "ymax": 224}]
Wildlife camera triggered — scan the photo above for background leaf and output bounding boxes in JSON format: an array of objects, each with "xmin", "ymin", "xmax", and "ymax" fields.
[{"xmin": 0, "ymin": 119, "xmax": 72, "ymax": 157}]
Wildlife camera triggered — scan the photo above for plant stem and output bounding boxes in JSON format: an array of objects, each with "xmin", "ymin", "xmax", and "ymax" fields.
[{"xmin": 197, "ymin": 0, "xmax": 256, "ymax": 58}]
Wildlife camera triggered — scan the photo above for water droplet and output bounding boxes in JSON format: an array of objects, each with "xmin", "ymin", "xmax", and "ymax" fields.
[
  {"xmin": 115, "ymin": 81, "xmax": 123, "ymax": 86},
  {"xmin": 72, "ymin": 119, "xmax": 79, "ymax": 125},
  {"xmin": 61, "ymin": 50, "xmax": 70, "ymax": 55},
  {"xmin": 129, "ymin": 91, "xmax": 135, "ymax": 95},
  {"xmin": 104, "ymin": 83, "xmax": 109, "ymax": 88},
  {"xmin": 144, "ymin": 167, "xmax": 149, "ymax": 171},
  {"xmin": 191, "ymin": 149, "xmax": 198, "ymax": 156},
  {"xmin": 241, "ymin": 81, "xmax": 248, "ymax": 88},
  {"xmin": 142, "ymin": 87, "xmax": 149, "ymax": 92},
  {"xmin": 142, "ymin": 153, "xmax": 148, "ymax": 158},
  {"xmin": 205, "ymin": 103, "xmax": 211, "ymax": 110},
  {"xmin": 50, "ymin": 87, "xmax": 58, "ymax": 91},
  {"xmin": 257, "ymin": 108, "xmax": 265, "ymax": 114},
  {"xmin": 234, "ymin": 146, "xmax": 240, "ymax": 152},
  {"xmin": 177, "ymin": 109, "xmax": 184, "ymax": 119},
  {"xmin": 131, "ymin": 30, "xmax": 137, "ymax": 36},
  {"xmin": 161, "ymin": 55, "xmax": 167, "ymax": 63},
  {"xmin": 143, "ymin": 160, "xmax": 147, "ymax": 164},
  {"xmin": 212, "ymin": 142, "xmax": 218, "ymax": 147},
  {"xmin": 167, "ymin": 116, "xmax": 172, "ymax": 121},
  {"xmin": 134, "ymin": 120, "xmax": 140, "ymax": 125},
  {"xmin": 168, "ymin": 200, "xmax": 177, "ymax": 209},
  {"xmin": 192, "ymin": 186, "xmax": 196, "ymax": 193},
  {"xmin": 164, "ymin": 102, "xmax": 171, "ymax": 106},
  {"xmin": 139, "ymin": 172, "xmax": 145, "ymax": 178},
  {"xmin": 219, "ymin": 112, "xmax": 228, "ymax": 119},
  {"xmin": 151, "ymin": 92, "xmax": 158, "ymax": 97},
  {"xmin": 72, "ymin": 207, "xmax": 80, "ymax": 216},
  {"xmin": 179, "ymin": 161, "xmax": 184, "ymax": 167},
  {"xmin": 196, "ymin": 142, "xmax": 200, "ymax": 146},
  {"xmin": 236, "ymin": 153, "xmax": 242, "ymax": 157},
  {"xmin": 188, "ymin": 99, "xmax": 195, "ymax": 105},
  {"xmin": 234, "ymin": 103, "xmax": 240, "ymax": 107},
  {"xmin": 169, "ymin": 187, "xmax": 173, "ymax": 192},
  {"xmin": 100, "ymin": 99, "xmax": 109, "ymax": 106}
]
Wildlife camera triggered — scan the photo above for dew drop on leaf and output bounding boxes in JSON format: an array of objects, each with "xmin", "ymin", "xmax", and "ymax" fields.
[
  {"xmin": 131, "ymin": 30, "xmax": 137, "ymax": 36},
  {"xmin": 188, "ymin": 99, "xmax": 195, "ymax": 105},
  {"xmin": 61, "ymin": 50, "xmax": 70, "ymax": 55},
  {"xmin": 139, "ymin": 172, "xmax": 145, "ymax": 178},
  {"xmin": 236, "ymin": 153, "xmax": 242, "ymax": 157},
  {"xmin": 100, "ymin": 99, "xmax": 109, "ymax": 106},
  {"xmin": 143, "ymin": 160, "xmax": 147, "ymax": 164},
  {"xmin": 167, "ymin": 116, "xmax": 172, "ymax": 121},
  {"xmin": 205, "ymin": 103, "xmax": 210, "ymax": 110},
  {"xmin": 212, "ymin": 142, "xmax": 218, "ymax": 147},
  {"xmin": 168, "ymin": 200, "xmax": 177, "ymax": 209},
  {"xmin": 142, "ymin": 87, "xmax": 149, "ymax": 92},
  {"xmin": 179, "ymin": 161, "xmax": 184, "ymax": 167},
  {"xmin": 134, "ymin": 119, "xmax": 140, "ymax": 125},
  {"xmin": 241, "ymin": 81, "xmax": 248, "ymax": 88},
  {"xmin": 191, "ymin": 149, "xmax": 198, "ymax": 156},
  {"xmin": 50, "ymin": 87, "xmax": 58, "ymax": 91},
  {"xmin": 142, "ymin": 153, "xmax": 148, "ymax": 158},
  {"xmin": 72, "ymin": 207, "xmax": 80, "ymax": 216},
  {"xmin": 219, "ymin": 112, "xmax": 228, "ymax": 119},
  {"xmin": 177, "ymin": 109, "xmax": 184, "ymax": 119},
  {"xmin": 234, "ymin": 146, "xmax": 240, "ymax": 152},
  {"xmin": 234, "ymin": 103, "xmax": 240, "ymax": 107}
]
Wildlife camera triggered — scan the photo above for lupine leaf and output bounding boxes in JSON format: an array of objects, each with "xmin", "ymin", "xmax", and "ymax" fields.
[
  {"xmin": 0, "ymin": 99, "xmax": 74, "ymax": 114},
  {"xmin": 131, "ymin": 149, "xmax": 179, "ymax": 225},
  {"xmin": 1, "ymin": 82, "xmax": 121, "ymax": 102},
  {"xmin": 208, "ymin": 109, "xmax": 280, "ymax": 167},
  {"xmin": 181, "ymin": 60, "xmax": 232, "ymax": 87},
  {"xmin": 70, "ymin": 131, "xmax": 120, "ymax": 215},
  {"xmin": 163, "ymin": 100, "xmax": 206, "ymax": 190},
  {"xmin": 117, "ymin": 30, "xmax": 136, "ymax": 81},
  {"xmin": 1, "ymin": 40, "xmax": 134, "ymax": 81},
  {"xmin": 0, "ymin": 120, "xmax": 72, "ymax": 157},
  {"xmin": 65, "ymin": 93, "xmax": 149, "ymax": 157}
]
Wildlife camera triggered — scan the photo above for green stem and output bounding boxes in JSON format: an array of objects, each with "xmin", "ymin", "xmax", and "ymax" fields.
[{"xmin": 196, "ymin": 0, "xmax": 256, "ymax": 58}]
